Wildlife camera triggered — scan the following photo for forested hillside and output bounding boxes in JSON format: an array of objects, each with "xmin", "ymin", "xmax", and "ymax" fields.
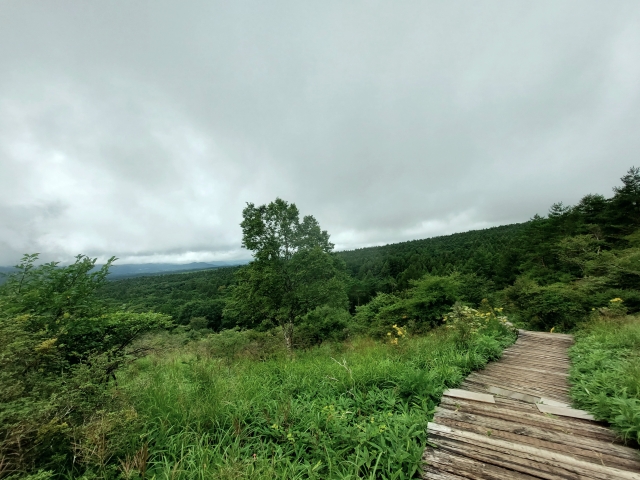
[
  {"xmin": 98, "ymin": 267, "xmax": 240, "ymax": 330},
  {"xmin": 337, "ymin": 223, "xmax": 526, "ymax": 305}
]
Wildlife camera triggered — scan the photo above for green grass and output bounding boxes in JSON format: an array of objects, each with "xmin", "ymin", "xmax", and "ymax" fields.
[
  {"xmin": 119, "ymin": 323, "xmax": 515, "ymax": 479},
  {"xmin": 569, "ymin": 314, "xmax": 640, "ymax": 444}
]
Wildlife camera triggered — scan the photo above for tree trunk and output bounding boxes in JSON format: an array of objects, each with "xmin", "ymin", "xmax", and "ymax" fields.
[{"xmin": 282, "ymin": 320, "xmax": 294, "ymax": 353}]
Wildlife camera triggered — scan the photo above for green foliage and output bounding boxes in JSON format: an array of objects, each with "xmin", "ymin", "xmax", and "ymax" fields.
[
  {"xmin": 611, "ymin": 166, "xmax": 640, "ymax": 231},
  {"xmin": 97, "ymin": 267, "xmax": 238, "ymax": 329},
  {"xmin": 502, "ymin": 277, "xmax": 590, "ymax": 331},
  {"xmin": 7, "ymin": 165, "xmax": 639, "ymax": 477},
  {"xmin": 202, "ymin": 328, "xmax": 251, "ymax": 366},
  {"xmin": 354, "ymin": 273, "xmax": 488, "ymax": 337},
  {"xmin": 120, "ymin": 323, "xmax": 515, "ymax": 479},
  {"xmin": 188, "ymin": 316, "xmax": 209, "ymax": 331},
  {"xmin": 338, "ymin": 223, "xmax": 526, "ymax": 308},
  {"xmin": 96, "ymin": 166, "xmax": 640, "ymax": 335},
  {"xmin": 0, "ymin": 254, "xmax": 171, "ymax": 477},
  {"xmin": 2, "ymin": 253, "xmax": 114, "ymax": 320},
  {"xmin": 442, "ymin": 302, "xmax": 511, "ymax": 345},
  {"xmin": 569, "ymin": 313, "xmax": 640, "ymax": 443},
  {"xmin": 224, "ymin": 198, "xmax": 348, "ymax": 349},
  {"xmin": 296, "ymin": 306, "xmax": 352, "ymax": 347}
]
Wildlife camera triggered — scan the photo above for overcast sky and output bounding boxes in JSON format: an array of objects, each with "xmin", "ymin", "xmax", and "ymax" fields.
[{"xmin": 1, "ymin": 1, "xmax": 639, "ymax": 265}]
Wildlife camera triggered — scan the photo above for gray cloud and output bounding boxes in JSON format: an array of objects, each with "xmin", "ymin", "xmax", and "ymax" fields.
[{"xmin": 1, "ymin": 1, "xmax": 640, "ymax": 264}]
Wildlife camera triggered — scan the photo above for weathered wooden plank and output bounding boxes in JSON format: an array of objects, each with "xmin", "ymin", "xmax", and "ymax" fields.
[
  {"xmin": 536, "ymin": 403, "xmax": 595, "ymax": 420},
  {"xmin": 482, "ymin": 363, "xmax": 569, "ymax": 378},
  {"xmin": 423, "ymin": 447, "xmax": 540, "ymax": 480},
  {"xmin": 468, "ymin": 370, "xmax": 571, "ymax": 390},
  {"xmin": 470, "ymin": 366, "xmax": 571, "ymax": 380},
  {"xmin": 498, "ymin": 359, "xmax": 571, "ymax": 370},
  {"xmin": 434, "ymin": 407, "xmax": 640, "ymax": 464},
  {"xmin": 428, "ymin": 422, "xmax": 640, "ymax": 480},
  {"xmin": 466, "ymin": 373, "xmax": 570, "ymax": 398},
  {"xmin": 433, "ymin": 408, "xmax": 640, "ymax": 470},
  {"xmin": 485, "ymin": 386, "xmax": 543, "ymax": 405},
  {"xmin": 518, "ymin": 330, "xmax": 574, "ymax": 340},
  {"xmin": 538, "ymin": 398, "xmax": 570, "ymax": 408},
  {"xmin": 420, "ymin": 465, "xmax": 469, "ymax": 480},
  {"xmin": 430, "ymin": 435, "xmax": 582, "ymax": 479},
  {"xmin": 481, "ymin": 367, "xmax": 570, "ymax": 381},
  {"xmin": 462, "ymin": 378, "xmax": 570, "ymax": 405},
  {"xmin": 500, "ymin": 353, "xmax": 571, "ymax": 364},
  {"xmin": 438, "ymin": 397, "xmax": 618, "ymax": 440},
  {"xmin": 500, "ymin": 356, "xmax": 570, "ymax": 366},
  {"xmin": 469, "ymin": 375, "xmax": 570, "ymax": 398},
  {"xmin": 443, "ymin": 389, "xmax": 495, "ymax": 404}
]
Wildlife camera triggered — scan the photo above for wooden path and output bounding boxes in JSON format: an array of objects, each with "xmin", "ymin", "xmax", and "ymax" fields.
[{"xmin": 422, "ymin": 330, "xmax": 640, "ymax": 479}]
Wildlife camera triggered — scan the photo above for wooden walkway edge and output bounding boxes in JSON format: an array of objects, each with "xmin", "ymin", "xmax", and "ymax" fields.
[{"xmin": 422, "ymin": 330, "xmax": 640, "ymax": 479}]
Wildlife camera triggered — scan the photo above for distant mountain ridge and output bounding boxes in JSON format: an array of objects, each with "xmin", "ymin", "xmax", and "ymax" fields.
[
  {"xmin": 102, "ymin": 261, "xmax": 249, "ymax": 278},
  {"xmin": 0, "ymin": 261, "xmax": 250, "ymax": 283}
]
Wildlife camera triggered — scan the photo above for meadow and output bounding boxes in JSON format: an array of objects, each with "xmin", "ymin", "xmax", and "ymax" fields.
[{"xmin": 115, "ymin": 320, "xmax": 515, "ymax": 480}]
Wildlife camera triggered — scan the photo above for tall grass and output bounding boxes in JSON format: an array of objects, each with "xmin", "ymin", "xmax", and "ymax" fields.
[
  {"xmin": 569, "ymin": 314, "xmax": 640, "ymax": 444},
  {"xmin": 120, "ymin": 323, "xmax": 514, "ymax": 479}
]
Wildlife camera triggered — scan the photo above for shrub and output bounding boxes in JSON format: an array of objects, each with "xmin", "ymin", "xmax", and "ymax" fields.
[
  {"xmin": 502, "ymin": 277, "xmax": 590, "ymax": 331},
  {"xmin": 353, "ymin": 274, "xmax": 461, "ymax": 337},
  {"xmin": 0, "ymin": 254, "xmax": 171, "ymax": 476},
  {"xmin": 443, "ymin": 301, "xmax": 512, "ymax": 345},
  {"xmin": 296, "ymin": 306, "xmax": 351, "ymax": 347}
]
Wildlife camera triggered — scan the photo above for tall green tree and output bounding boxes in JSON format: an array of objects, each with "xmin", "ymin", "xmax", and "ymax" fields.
[
  {"xmin": 611, "ymin": 166, "xmax": 640, "ymax": 232},
  {"xmin": 224, "ymin": 198, "xmax": 348, "ymax": 350}
]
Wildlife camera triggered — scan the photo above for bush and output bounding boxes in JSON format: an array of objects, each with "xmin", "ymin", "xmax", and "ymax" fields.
[
  {"xmin": 443, "ymin": 301, "xmax": 512, "ymax": 345},
  {"xmin": 0, "ymin": 313, "xmax": 145, "ymax": 475},
  {"xmin": 353, "ymin": 274, "xmax": 461, "ymax": 337},
  {"xmin": 0, "ymin": 254, "xmax": 171, "ymax": 477},
  {"xmin": 178, "ymin": 299, "xmax": 225, "ymax": 330},
  {"xmin": 502, "ymin": 277, "xmax": 590, "ymax": 331},
  {"xmin": 295, "ymin": 306, "xmax": 351, "ymax": 347}
]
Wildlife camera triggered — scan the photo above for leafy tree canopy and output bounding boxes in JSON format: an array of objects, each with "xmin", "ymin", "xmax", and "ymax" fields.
[
  {"xmin": 224, "ymin": 198, "xmax": 348, "ymax": 349},
  {"xmin": 0, "ymin": 254, "xmax": 172, "ymax": 473}
]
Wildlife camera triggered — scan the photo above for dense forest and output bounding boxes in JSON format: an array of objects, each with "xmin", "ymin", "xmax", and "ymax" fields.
[{"xmin": 1, "ymin": 167, "xmax": 639, "ymax": 479}]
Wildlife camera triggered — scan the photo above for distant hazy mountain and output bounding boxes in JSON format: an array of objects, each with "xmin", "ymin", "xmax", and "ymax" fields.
[
  {"xmin": 0, "ymin": 261, "xmax": 250, "ymax": 284},
  {"xmin": 103, "ymin": 261, "xmax": 249, "ymax": 278},
  {"xmin": 0, "ymin": 266, "xmax": 16, "ymax": 284}
]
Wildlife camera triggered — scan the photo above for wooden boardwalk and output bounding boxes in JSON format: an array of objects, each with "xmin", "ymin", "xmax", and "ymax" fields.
[{"xmin": 423, "ymin": 330, "xmax": 640, "ymax": 479}]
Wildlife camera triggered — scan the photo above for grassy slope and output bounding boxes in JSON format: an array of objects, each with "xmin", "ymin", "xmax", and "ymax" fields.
[
  {"xmin": 569, "ymin": 314, "xmax": 640, "ymax": 444},
  {"xmin": 121, "ymin": 323, "xmax": 515, "ymax": 479}
]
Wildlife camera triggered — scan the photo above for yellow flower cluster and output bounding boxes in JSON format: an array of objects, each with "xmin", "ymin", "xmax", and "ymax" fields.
[
  {"xmin": 387, "ymin": 324, "xmax": 407, "ymax": 345},
  {"xmin": 353, "ymin": 414, "xmax": 391, "ymax": 435},
  {"xmin": 443, "ymin": 303, "xmax": 512, "ymax": 341},
  {"xmin": 610, "ymin": 298, "xmax": 624, "ymax": 303}
]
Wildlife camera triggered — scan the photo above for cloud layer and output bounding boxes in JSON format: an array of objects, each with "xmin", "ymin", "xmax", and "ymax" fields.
[{"xmin": 1, "ymin": 1, "xmax": 640, "ymax": 264}]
